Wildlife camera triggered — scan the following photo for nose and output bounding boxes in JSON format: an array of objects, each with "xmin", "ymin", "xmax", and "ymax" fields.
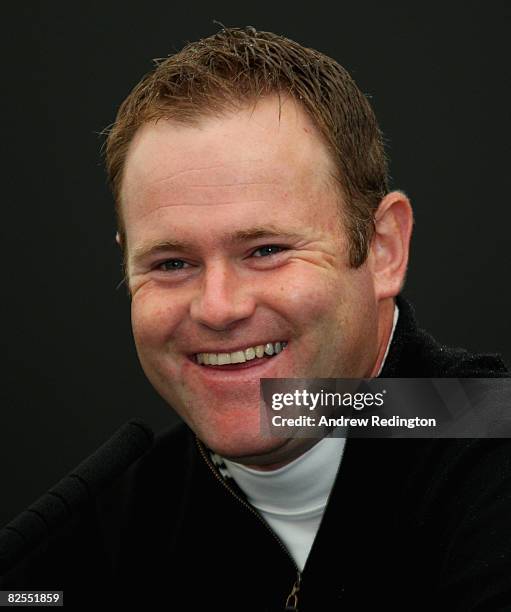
[{"xmin": 189, "ymin": 261, "xmax": 256, "ymax": 331}]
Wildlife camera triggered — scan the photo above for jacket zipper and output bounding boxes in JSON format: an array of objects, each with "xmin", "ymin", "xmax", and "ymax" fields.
[{"xmin": 195, "ymin": 437, "xmax": 301, "ymax": 610}]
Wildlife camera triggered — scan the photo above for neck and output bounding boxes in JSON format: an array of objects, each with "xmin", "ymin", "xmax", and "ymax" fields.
[{"xmin": 245, "ymin": 438, "xmax": 320, "ymax": 472}]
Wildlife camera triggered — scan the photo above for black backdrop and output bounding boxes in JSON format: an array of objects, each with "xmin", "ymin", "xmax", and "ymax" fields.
[{"xmin": 2, "ymin": 2, "xmax": 510, "ymax": 528}]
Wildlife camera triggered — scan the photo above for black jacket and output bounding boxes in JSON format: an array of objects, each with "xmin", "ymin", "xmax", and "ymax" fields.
[{"xmin": 1, "ymin": 297, "xmax": 510, "ymax": 611}]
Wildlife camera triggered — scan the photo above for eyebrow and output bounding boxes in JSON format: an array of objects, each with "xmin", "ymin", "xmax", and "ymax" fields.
[{"xmin": 131, "ymin": 225, "xmax": 303, "ymax": 263}]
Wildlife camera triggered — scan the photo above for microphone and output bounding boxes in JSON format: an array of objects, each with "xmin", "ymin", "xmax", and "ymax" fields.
[{"xmin": 0, "ymin": 418, "xmax": 154, "ymax": 574}]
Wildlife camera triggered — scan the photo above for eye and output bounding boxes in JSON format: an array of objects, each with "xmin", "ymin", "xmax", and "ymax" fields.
[
  {"xmin": 252, "ymin": 245, "xmax": 287, "ymax": 257},
  {"xmin": 157, "ymin": 259, "xmax": 190, "ymax": 271}
]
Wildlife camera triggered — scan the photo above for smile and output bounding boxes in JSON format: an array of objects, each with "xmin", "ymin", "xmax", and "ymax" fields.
[{"xmin": 195, "ymin": 341, "xmax": 288, "ymax": 366}]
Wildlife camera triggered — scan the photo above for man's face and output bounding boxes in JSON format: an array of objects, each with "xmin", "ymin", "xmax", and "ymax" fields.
[{"xmin": 120, "ymin": 95, "xmax": 380, "ymax": 463}]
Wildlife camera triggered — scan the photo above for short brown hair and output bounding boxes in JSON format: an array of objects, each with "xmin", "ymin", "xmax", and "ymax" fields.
[{"xmin": 102, "ymin": 25, "xmax": 389, "ymax": 269}]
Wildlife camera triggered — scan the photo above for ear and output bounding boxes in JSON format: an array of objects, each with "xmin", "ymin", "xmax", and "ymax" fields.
[{"xmin": 368, "ymin": 190, "xmax": 414, "ymax": 300}]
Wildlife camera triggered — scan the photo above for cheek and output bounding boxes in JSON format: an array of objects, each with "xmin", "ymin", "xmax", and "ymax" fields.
[
  {"xmin": 130, "ymin": 287, "xmax": 185, "ymax": 347},
  {"xmin": 271, "ymin": 267, "xmax": 344, "ymax": 324}
]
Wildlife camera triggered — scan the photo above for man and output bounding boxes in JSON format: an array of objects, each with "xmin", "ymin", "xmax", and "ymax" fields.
[{"xmin": 2, "ymin": 26, "xmax": 510, "ymax": 610}]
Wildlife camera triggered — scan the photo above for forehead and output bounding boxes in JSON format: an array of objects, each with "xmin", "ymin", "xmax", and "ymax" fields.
[{"xmin": 120, "ymin": 95, "xmax": 338, "ymax": 224}]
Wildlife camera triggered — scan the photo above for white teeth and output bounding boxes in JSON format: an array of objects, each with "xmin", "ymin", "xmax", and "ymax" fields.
[
  {"xmin": 196, "ymin": 341, "xmax": 287, "ymax": 366},
  {"xmin": 230, "ymin": 350, "xmax": 246, "ymax": 364}
]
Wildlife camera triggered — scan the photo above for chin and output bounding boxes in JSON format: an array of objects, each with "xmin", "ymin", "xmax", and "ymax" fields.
[
  {"xmin": 220, "ymin": 438, "xmax": 317, "ymax": 469},
  {"xmin": 199, "ymin": 427, "xmax": 289, "ymax": 463}
]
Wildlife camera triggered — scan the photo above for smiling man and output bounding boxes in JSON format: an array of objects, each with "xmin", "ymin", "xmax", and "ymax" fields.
[
  {"xmin": 120, "ymin": 94, "xmax": 410, "ymax": 468},
  {"xmin": 2, "ymin": 25, "xmax": 510, "ymax": 611},
  {"xmin": 97, "ymin": 26, "xmax": 511, "ymax": 610},
  {"xmin": 96, "ymin": 26, "xmax": 511, "ymax": 611}
]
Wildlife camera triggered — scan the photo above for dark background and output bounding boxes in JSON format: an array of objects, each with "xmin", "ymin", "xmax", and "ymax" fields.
[{"xmin": 2, "ymin": 2, "xmax": 510, "ymax": 527}]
